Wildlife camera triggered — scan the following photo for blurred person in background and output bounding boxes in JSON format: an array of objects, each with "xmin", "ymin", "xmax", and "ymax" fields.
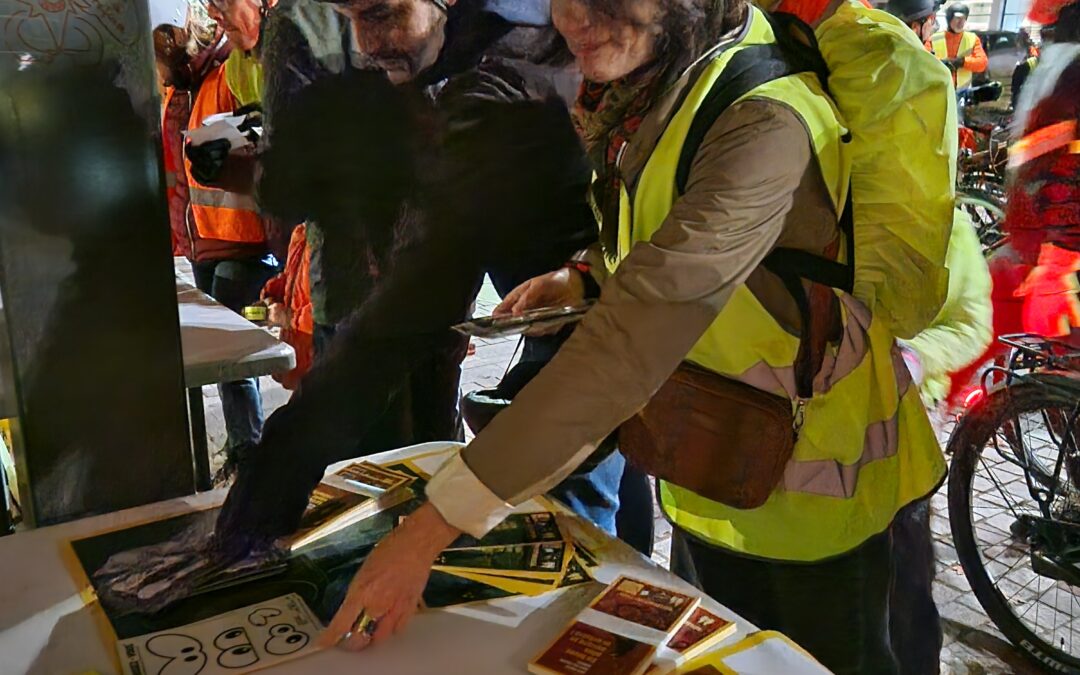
[
  {"xmin": 186, "ymin": 0, "xmax": 279, "ymax": 479},
  {"xmin": 1005, "ymin": 0, "xmax": 1080, "ymax": 340},
  {"xmin": 886, "ymin": 0, "xmax": 993, "ymax": 416},
  {"xmin": 153, "ymin": 9, "xmax": 230, "ymax": 259},
  {"xmin": 260, "ymin": 224, "xmax": 314, "ymax": 391},
  {"xmin": 887, "ymin": 0, "xmax": 941, "ymax": 45},
  {"xmin": 930, "ymin": 3, "xmax": 988, "ymax": 96}
]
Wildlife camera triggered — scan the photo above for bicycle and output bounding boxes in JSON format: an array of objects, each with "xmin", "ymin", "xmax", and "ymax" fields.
[
  {"xmin": 957, "ymin": 188, "xmax": 1008, "ymax": 255},
  {"xmin": 957, "ymin": 83, "xmax": 1010, "ymax": 197},
  {"xmin": 949, "ymin": 334, "xmax": 1080, "ymax": 672}
]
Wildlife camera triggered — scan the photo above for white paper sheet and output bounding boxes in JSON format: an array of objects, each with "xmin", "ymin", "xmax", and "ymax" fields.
[
  {"xmin": 721, "ymin": 633, "xmax": 831, "ymax": 675},
  {"xmin": 184, "ymin": 114, "xmax": 252, "ymax": 151},
  {"xmin": 116, "ymin": 593, "xmax": 323, "ymax": 675}
]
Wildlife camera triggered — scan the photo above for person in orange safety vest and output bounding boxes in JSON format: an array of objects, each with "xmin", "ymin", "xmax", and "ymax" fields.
[
  {"xmin": 930, "ymin": 3, "xmax": 988, "ymax": 93},
  {"xmin": 185, "ymin": 0, "xmax": 279, "ymax": 480},
  {"xmin": 261, "ymin": 224, "xmax": 313, "ymax": 391}
]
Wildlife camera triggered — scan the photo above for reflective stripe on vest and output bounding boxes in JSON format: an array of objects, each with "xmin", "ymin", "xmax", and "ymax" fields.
[
  {"xmin": 619, "ymin": 8, "xmax": 946, "ymax": 562},
  {"xmin": 1008, "ymin": 120, "xmax": 1077, "ymax": 168},
  {"xmin": 188, "ymin": 185, "xmax": 260, "ymax": 211},
  {"xmin": 185, "ymin": 64, "xmax": 265, "ymax": 244},
  {"xmin": 932, "ymin": 31, "xmax": 979, "ymax": 90}
]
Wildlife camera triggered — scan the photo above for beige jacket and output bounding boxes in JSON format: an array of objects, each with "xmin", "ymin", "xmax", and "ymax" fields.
[{"xmin": 427, "ymin": 29, "xmax": 845, "ymax": 537}]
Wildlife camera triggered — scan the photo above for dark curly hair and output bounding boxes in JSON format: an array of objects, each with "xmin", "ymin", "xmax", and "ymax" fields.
[
  {"xmin": 153, "ymin": 24, "xmax": 194, "ymax": 89},
  {"xmin": 578, "ymin": 0, "xmax": 748, "ymax": 70}
]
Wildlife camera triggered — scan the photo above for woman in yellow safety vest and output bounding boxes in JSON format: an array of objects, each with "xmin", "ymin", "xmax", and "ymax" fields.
[{"xmin": 321, "ymin": 1, "xmax": 947, "ymax": 672}]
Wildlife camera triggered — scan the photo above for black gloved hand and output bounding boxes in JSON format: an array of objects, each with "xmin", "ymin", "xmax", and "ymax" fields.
[
  {"xmin": 235, "ymin": 106, "xmax": 264, "ymax": 144},
  {"xmin": 234, "ymin": 102, "xmax": 262, "ymax": 117},
  {"xmin": 186, "ymin": 138, "xmax": 232, "ymax": 185}
]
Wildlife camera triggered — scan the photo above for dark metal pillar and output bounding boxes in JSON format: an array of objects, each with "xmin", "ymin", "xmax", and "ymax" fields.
[{"xmin": 0, "ymin": 0, "xmax": 194, "ymax": 525}]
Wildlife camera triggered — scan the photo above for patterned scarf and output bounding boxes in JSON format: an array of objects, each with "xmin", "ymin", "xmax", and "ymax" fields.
[{"xmin": 573, "ymin": 65, "xmax": 668, "ymax": 260}]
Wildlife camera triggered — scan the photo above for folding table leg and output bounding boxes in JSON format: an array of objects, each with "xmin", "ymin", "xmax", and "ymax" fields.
[{"xmin": 188, "ymin": 387, "xmax": 212, "ymax": 492}]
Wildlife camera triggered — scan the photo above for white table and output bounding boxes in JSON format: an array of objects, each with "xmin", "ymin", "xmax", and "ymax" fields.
[
  {"xmin": 0, "ymin": 442, "xmax": 829, "ymax": 675},
  {"xmin": 175, "ymin": 256, "xmax": 295, "ymax": 388},
  {"xmin": 174, "ymin": 257, "xmax": 295, "ymax": 489}
]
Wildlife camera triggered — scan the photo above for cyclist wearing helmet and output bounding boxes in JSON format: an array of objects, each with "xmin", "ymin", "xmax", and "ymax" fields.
[
  {"xmin": 931, "ymin": 3, "xmax": 988, "ymax": 93},
  {"xmin": 887, "ymin": 0, "xmax": 942, "ymax": 45}
]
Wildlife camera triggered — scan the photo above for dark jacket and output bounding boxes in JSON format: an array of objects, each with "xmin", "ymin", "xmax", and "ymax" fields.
[
  {"xmin": 261, "ymin": 0, "xmax": 573, "ymax": 325},
  {"xmin": 218, "ymin": 5, "xmax": 595, "ymax": 552}
]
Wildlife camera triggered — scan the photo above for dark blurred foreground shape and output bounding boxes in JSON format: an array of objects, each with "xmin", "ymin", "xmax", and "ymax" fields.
[{"xmin": 0, "ymin": 0, "xmax": 192, "ymax": 526}]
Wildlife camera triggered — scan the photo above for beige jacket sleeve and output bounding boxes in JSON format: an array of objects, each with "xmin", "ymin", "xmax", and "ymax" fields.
[{"xmin": 427, "ymin": 100, "xmax": 821, "ymax": 537}]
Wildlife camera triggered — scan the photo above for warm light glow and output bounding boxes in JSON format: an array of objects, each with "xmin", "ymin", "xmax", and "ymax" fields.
[{"xmin": 962, "ymin": 388, "xmax": 985, "ymax": 409}]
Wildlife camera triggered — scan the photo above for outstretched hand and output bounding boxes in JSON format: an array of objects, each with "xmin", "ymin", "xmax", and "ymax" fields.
[
  {"xmin": 318, "ymin": 502, "xmax": 461, "ymax": 651},
  {"xmin": 493, "ymin": 268, "xmax": 586, "ymax": 336}
]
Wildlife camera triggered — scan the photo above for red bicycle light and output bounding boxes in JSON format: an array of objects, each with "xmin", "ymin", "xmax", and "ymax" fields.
[{"xmin": 962, "ymin": 388, "xmax": 985, "ymax": 409}]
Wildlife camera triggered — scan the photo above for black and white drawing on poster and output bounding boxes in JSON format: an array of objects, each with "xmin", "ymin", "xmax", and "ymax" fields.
[{"xmin": 117, "ymin": 593, "xmax": 323, "ymax": 675}]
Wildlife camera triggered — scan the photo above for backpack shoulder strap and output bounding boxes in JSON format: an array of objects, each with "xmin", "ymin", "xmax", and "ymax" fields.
[
  {"xmin": 674, "ymin": 42, "xmax": 793, "ymax": 195},
  {"xmin": 673, "ymin": 14, "xmax": 853, "ymax": 400}
]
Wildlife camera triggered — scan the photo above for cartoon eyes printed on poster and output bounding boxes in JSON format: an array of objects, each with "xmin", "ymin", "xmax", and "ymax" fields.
[
  {"xmin": 265, "ymin": 623, "xmax": 310, "ymax": 655},
  {"xmin": 248, "ymin": 607, "xmax": 282, "ymax": 626},
  {"xmin": 214, "ymin": 627, "xmax": 259, "ymax": 669},
  {"xmin": 145, "ymin": 634, "xmax": 208, "ymax": 675}
]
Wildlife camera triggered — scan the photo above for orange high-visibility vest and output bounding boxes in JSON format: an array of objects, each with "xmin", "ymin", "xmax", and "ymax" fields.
[
  {"xmin": 931, "ymin": 31, "xmax": 981, "ymax": 90},
  {"xmin": 184, "ymin": 64, "xmax": 264, "ymax": 244}
]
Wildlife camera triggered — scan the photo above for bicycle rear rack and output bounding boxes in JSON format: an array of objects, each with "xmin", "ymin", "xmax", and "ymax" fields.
[
  {"xmin": 999, "ymin": 334, "xmax": 1080, "ymax": 371},
  {"xmin": 976, "ymin": 334, "xmax": 1080, "ymax": 400}
]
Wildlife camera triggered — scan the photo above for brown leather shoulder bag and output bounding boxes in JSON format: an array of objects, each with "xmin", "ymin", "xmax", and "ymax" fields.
[{"xmin": 619, "ymin": 283, "xmax": 840, "ymax": 509}]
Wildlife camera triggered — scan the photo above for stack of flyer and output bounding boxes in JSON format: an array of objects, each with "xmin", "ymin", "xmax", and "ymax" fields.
[
  {"xmin": 529, "ymin": 576, "xmax": 737, "ymax": 675},
  {"xmin": 288, "ymin": 461, "xmax": 416, "ymax": 551},
  {"xmin": 421, "ymin": 512, "xmax": 599, "ymax": 608}
]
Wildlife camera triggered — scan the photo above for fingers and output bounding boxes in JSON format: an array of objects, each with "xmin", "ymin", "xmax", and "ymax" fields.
[
  {"xmin": 373, "ymin": 599, "xmax": 419, "ymax": 645},
  {"xmin": 510, "ymin": 283, "xmax": 544, "ymax": 316},
  {"xmin": 339, "ymin": 627, "xmax": 374, "ymax": 653},
  {"xmin": 369, "ymin": 608, "xmax": 402, "ymax": 645},
  {"xmin": 319, "ymin": 579, "xmax": 372, "ymax": 648},
  {"xmin": 494, "ymin": 281, "xmax": 529, "ymax": 316},
  {"xmin": 323, "ymin": 601, "xmax": 416, "ymax": 653}
]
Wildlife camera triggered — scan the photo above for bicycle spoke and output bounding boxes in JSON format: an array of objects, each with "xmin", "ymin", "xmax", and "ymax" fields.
[
  {"xmin": 1037, "ymin": 576, "xmax": 1043, "ymax": 639},
  {"xmin": 1008, "ymin": 569, "xmax": 1045, "ymax": 606},
  {"xmin": 996, "ymin": 552, "xmax": 1036, "ymax": 595},
  {"xmin": 979, "ymin": 453, "xmax": 1025, "ymax": 519},
  {"xmin": 954, "ymin": 367, "xmax": 1080, "ymax": 665}
]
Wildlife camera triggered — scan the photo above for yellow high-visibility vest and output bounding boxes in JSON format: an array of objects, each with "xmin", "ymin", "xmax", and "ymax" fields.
[
  {"xmin": 932, "ymin": 31, "xmax": 980, "ymax": 90},
  {"xmin": 614, "ymin": 8, "xmax": 946, "ymax": 562}
]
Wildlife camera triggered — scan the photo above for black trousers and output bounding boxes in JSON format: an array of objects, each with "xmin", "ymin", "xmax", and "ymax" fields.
[
  {"xmin": 616, "ymin": 463, "xmax": 655, "ymax": 556},
  {"xmin": 671, "ymin": 499, "xmax": 941, "ymax": 675},
  {"xmin": 889, "ymin": 500, "xmax": 943, "ymax": 675}
]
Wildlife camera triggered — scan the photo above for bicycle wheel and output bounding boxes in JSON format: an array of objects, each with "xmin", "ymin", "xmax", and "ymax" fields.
[
  {"xmin": 956, "ymin": 189, "xmax": 1007, "ymax": 255},
  {"xmin": 949, "ymin": 376, "xmax": 1080, "ymax": 673}
]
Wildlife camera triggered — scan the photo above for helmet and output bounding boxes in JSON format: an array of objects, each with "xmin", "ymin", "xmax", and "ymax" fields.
[
  {"xmin": 887, "ymin": 0, "xmax": 940, "ymax": 22},
  {"xmin": 1028, "ymin": 0, "xmax": 1074, "ymax": 24},
  {"xmin": 945, "ymin": 3, "xmax": 970, "ymax": 22}
]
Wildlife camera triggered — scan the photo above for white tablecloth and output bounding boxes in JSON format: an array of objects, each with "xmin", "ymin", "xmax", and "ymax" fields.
[
  {"xmin": 174, "ymin": 257, "xmax": 295, "ymax": 388},
  {"xmin": 0, "ymin": 442, "xmax": 829, "ymax": 675}
]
